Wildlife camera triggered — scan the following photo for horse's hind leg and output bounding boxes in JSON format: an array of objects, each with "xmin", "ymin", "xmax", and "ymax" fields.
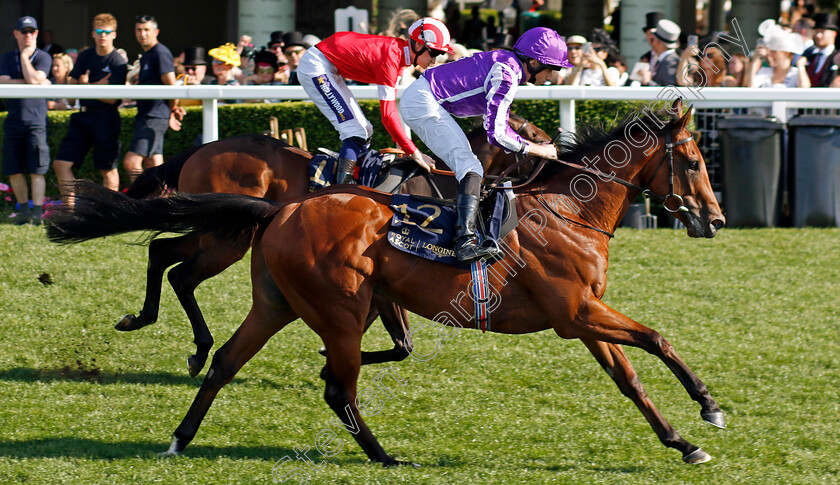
[
  {"xmin": 164, "ymin": 247, "xmax": 294, "ymax": 455},
  {"xmin": 566, "ymin": 298, "xmax": 724, "ymax": 427},
  {"xmin": 166, "ymin": 234, "xmax": 251, "ymax": 377},
  {"xmin": 165, "ymin": 304, "xmax": 296, "ymax": 455},
  {"xmin": 116, "ymin": 234, "xmax": 200, "ymax": 332},
  {"xmin": 359, "ymin": 296, "xmax": 413, "ymax": 365},
  {"xmin": 581, "ymin": 339, "xmax": 712, "ymax": 464}
]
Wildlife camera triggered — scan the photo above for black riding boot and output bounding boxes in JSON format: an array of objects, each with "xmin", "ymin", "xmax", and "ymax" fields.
[
  {"xmin": 336, "ymin": 157, "xmax": 357, "ymax": 185},
  {"xmin": 454, "ymin": 173, "xmax": 502, "ymax": 264}
]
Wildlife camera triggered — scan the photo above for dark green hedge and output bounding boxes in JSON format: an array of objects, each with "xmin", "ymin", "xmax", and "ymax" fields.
[{"xmin": 0, "ymin": 99, "xmax": 651, "ymax": 198}]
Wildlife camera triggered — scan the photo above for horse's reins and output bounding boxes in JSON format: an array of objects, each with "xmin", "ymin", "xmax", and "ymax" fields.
[
  {"xmin": 395, "ymin": 120, "xmax": 552, "ymax": 190},
  {"xmin": 533, "ymin": 130, "xmax": 694, "ymax": 238},
  {"xmin": 485, "ymin": 127, "xmax": 565, "ymax": 191},
  {"xmin": 541, "ymin": 130, "xmax": 692, "ymax": 213}
]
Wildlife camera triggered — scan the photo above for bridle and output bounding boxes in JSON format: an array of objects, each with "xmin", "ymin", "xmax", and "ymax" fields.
[
  {"xmin": 513, "ymin": 119, "xmax": 533, "ymax": 137},
  {"xmin": 493, "ymin": 127, "xmax": 694, "ymax": 238},
  {"xmin": 565, "ymin": 129, "xmax": 692, "ymax": 214}
]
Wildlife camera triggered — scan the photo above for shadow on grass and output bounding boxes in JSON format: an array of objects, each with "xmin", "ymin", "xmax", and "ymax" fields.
[
  {"xmin": 0, "ymin": 437, "xmax": 291, "ymax": 460},
  {"xmin": 0, "ymin": 367, "xmax": 315, "ymax": 390},
  {"xmin": 0, "ymin": 437, "xmax": 370, "ymax": 465}
]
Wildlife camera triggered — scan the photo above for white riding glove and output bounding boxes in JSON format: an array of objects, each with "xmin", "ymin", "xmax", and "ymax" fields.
[
  {"xmin": 528, "ymin": 142, "xmax": 559, "ymax": 161},
  {"xmin": 409, "ymin": 150, "xmax": 437, "ymax": 172}
]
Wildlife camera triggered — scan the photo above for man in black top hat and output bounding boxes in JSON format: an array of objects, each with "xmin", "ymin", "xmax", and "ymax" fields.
[
  {"xmin": 0, "ymin": 16, "xmax": 52, "ymax": 225},
  {"xmin": 281, "ymin": 31, "xmax": 310, "ymax": 85},
  {"xmin": 180, "ymin": 46, "xmax": 208, "ymax": 85},
  {"xmin": 265, "ymin": 31, "xmax": 289, "ymax": 82},
  {"xmin": 640, "ymin": 11, "xmax": 666, "ymax": 63},
  {"xmin": 803, "ymin": 13, "xmax": 838, "ymax": 87}
]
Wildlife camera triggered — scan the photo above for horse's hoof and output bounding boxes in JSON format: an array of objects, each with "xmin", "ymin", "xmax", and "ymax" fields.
[
  {"xmin": 318, "ymin": 347, "xmax": 327, "ymax": 357},
  {"xmin": 115, "ymin": 314, "xmax": 153, "ymax": 332},
  {"xmin": 159, "ymin": 436, "xmax": 182, "ymax": 457},
  {"xmin": 187, "ymin": 355, "xmax": 206, "ymax": 378},
  {"xmin": 683, "ymin": 448, "xmax": 712, "ymax": 464},
  {"xmin": 702, "ymin": 411, "xmax": 726, "ymax": 429}
]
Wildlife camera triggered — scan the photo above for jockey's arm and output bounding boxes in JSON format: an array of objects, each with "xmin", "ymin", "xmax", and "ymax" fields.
[
  {"xmin": 484, "ymin": 64, "xmax": 532, "ymax": 155},
  {"xmin": 378, "ymin": 84, "xmax": 417, "ymax": 155}
]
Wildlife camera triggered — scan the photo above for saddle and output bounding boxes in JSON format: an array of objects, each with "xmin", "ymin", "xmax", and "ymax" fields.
[{"xmin": 308, "ymin": 149, "xmax": 519, "ymax": 246}]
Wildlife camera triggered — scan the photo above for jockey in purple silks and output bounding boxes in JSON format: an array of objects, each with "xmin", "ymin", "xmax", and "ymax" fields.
[{"xmin": 400, "ymin": 27, "xmax": 572, "ymax": 264}]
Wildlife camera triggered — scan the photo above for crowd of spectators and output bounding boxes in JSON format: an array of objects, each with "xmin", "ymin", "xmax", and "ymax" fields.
[{"xmin": 2, "ymin": 5, "xmax": 840, "ymax": 224}]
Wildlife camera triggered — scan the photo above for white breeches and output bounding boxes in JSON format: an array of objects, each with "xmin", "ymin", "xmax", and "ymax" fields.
[{"xmin": 298, "ymin": 47, "xmax": 373, "ymax": 141}]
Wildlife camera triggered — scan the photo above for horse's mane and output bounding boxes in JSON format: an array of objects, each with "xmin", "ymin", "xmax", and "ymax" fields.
[{"xmin": 533, "ymin": 107, "xmax": 680, "ymax": 183}]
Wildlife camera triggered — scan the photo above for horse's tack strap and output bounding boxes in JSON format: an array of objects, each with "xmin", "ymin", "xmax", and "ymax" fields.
[{"xmin": 471, "ymin": 259, "xmax": 491, "ymax": 332}]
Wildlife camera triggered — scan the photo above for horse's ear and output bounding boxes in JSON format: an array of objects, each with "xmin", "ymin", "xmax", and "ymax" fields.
[
  {"xmin": 676, "ymin": 105, "xmax": 693, "ymax": 131},
  {"xmin": 670, "ymin": 98, "xmax": 684, "ymax": 116}
]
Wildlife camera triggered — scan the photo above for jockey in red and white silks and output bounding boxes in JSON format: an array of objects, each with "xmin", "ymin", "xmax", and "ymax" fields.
[
  {"xmin": 400, "ymin": 27, "xmax": 573, "ymax": 264},
  {"xmin": 298, "ymin": 18, "xmax": 453, "ymax": 184}
]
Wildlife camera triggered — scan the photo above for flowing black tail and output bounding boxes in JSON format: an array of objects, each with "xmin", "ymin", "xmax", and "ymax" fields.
[
  {"xmin": 47, "ymin": 180, "xmax": 281, "ymax": 246},
  {"xmin": 124, "ymin": 144, "xmax": 203, "ymax": 199}
]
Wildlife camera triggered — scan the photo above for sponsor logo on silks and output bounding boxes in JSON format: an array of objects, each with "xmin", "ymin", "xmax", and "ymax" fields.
[
  {"xmin": 103, "ymin": 65, "xmax": 111, "ymax": 72},
  {"xmin": 313, "ymin": 74, "xmax": 354, "ymax": 123}
]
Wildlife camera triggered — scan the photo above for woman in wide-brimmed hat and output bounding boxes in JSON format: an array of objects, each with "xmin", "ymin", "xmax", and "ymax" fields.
[{"xmin": 745, "ymin": 28, "xmax": 810, "ymax": 88}]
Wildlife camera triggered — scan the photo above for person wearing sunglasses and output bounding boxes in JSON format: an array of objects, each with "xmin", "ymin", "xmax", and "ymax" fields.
[
  {"xmin": 297, "ymin": 17, "xmax": 452, "ymax": 184},
  {"xmin": 399, "ymin": 27, "xmax": 570, "ymax": 264},
  {"xmin": 563, "ymin": 30, "xmax": 619, "ymax": 86},
  {"xmin": 122, "ymin": 14, "xmax": 184, "ymax": 182},
  {"xmin": 53, "ymin": 13, "xmax": 128, "ymax": 207},
  {"xmin": 0, "ymin": 16, "xmax": 52, "ymax": 225},
  {"xmin": 240, "ymin": 49, "xmax": 284, "ymax": 103},
  {"xmin": 208, "ymin": 43, "xmax": 241, "ymax": 87},
  {"xmin": 281, "ymin": 31, "xmax": 309, "ymax": 86}
]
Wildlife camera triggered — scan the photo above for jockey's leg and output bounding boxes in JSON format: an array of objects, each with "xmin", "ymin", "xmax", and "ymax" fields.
[
  {"xmin": 454, "ymin": 172, "xmax": 502, "ymax": 264},
  {"xmin": 337, "ymin": 136, "xmax": 370, "ymax": 184}
]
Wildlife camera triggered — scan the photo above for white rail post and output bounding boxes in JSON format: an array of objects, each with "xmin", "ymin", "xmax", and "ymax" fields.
[
  {"xmin": 771, "ymin": 101, "xmax": 789, "ymax": 123},
  {"xmin": 559, "ymin": 98, "xmax": 575, "ymax": 134},
  {"xmin": 202, "ymin": 98, "xmax": 219, "ymax": 143}
]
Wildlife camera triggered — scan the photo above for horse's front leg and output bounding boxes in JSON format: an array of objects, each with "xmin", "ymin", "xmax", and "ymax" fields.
[
  {"xmin": 115, "ymin": 234, "xmax": 200, "ymax": 332},
  {"xmin": 166, "ymin": 235, "xmax": 251, "ymax": 377},
  {"xmin": 320, "ymin": 328, "xmax": 413, "ymax": 466},
  {"xmin": 559, "ymin": 298, "xmax": 724, "ymax": 434},
  {"xmin": 361, "ymin": 296, "xmax": 413, "ymax": 365},
  {"xmin": 581, "ymin": 339, "xmax": 712, "ymax": 464},
  {"xmin": 318, "ymin": 296, "xmax": 413, "ymax": 366}
]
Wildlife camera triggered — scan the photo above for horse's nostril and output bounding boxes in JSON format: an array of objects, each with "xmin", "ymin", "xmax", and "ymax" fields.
[{"xmin": 711, "ymin": 219, "xmax": 725, "ymax": 231}]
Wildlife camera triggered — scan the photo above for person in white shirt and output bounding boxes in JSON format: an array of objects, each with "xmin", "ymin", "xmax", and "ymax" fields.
[
  {"xmin": 563, "ymin": 29, "xmax": 619, "ymax": 86},
  {"xmin": 745, "ymin": 30, "xmax": 809, "ymax": 88}
]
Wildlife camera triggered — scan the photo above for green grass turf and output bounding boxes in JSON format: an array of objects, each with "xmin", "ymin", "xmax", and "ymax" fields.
[{"xmin": 0, "ymin": 225, "xmax": 838, "ymax": 484}]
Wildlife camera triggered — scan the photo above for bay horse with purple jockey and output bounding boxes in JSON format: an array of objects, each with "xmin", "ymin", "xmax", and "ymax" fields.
[{"xmin": 47, "ymin": 99, "xmax": 725, "ymax": 465}]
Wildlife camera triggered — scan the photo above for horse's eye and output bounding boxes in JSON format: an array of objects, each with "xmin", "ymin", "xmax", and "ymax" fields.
[{"xmin": 688, "ymin": 161, "xmax": 700, "ymax": 171}]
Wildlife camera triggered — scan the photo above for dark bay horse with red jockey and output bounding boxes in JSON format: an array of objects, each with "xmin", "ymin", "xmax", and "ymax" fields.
[
  {"xmin": 47, "ymin": 100, "xmax": 725, "ymax": 465},
  {"xmin": 120, "ymin": 114, "xmax": 550, "ymax": 376}
]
